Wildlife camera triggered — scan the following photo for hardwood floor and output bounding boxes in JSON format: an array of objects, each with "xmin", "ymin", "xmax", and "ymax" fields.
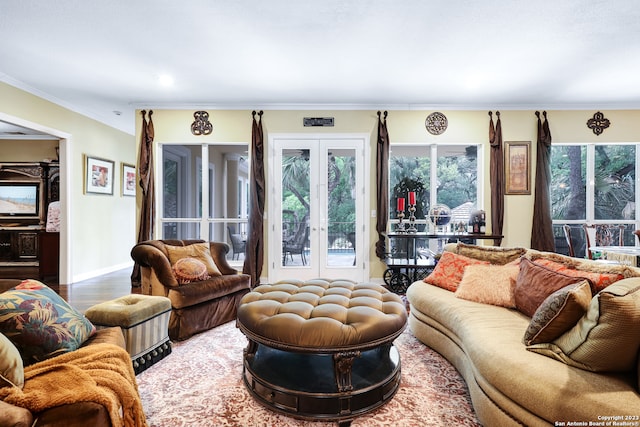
[{"xmin": 51, "ymin": 268, "xmax": 141, "ymax": 313}]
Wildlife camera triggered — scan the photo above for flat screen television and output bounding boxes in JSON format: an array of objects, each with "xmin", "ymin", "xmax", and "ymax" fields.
[{"xmin": 0, "ymin": 181, "xmax": 40, "ymax": 218}]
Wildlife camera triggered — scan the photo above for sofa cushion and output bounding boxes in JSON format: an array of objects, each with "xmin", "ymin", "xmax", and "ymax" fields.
[
  {"xmin": 0, "ymin": 280, "xmax": 96, "ymax": 365},
  {"xmin": 523, "ymin": 280, "xmax": 592, "ymax": 345},
  {"xmin": 525, "ymin": 249, "xmax": 640, "ymax": 289},
  {"xmin": 514, "ymin": 258, "xmax": 586, "ymax": 317},
  {"xmin": 455, "ymin": 264, "xmax": 519, "ymax": 308},
  {"xmin": 0, "ymin": 332, "xmax": 23, "ymax": 388},
  {"xmin": 533, "ymin": 258, "xmax": 624, "ymax": 293},
  {"xmin": 165, "ymin": 242, "xmax": 221, "ymax": 277},
  {"xmin": 527, "ymin": 278, "xmax": 640, "ymax": 372},
  {"xmin": 172, "ymin": 257, "xmax": 210, "ymax": 284},
  {"xmin": 452, "ymin": 242, "xmax": 527, "ymax": 265},
  {"xmin": 424, "ymin": 251, "xmax": 490, "ymax": 292}
]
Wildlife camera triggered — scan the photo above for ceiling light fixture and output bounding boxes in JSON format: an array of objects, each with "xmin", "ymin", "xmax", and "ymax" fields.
[{"xmin": 158, "ymin": 74, "xmax": 174, "ymax": 87}]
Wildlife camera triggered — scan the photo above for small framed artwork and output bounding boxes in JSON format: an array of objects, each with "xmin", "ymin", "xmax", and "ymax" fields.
[
  {"xmin": 504, "ymin": 141, "xmax": 531, "ymax": 195},
  {"xmin": 84, "ymin": 155, "xmax": 115, "ymax": 195},
  {"xmin": 121, "ymin": 163, "xmax": 136, "ymax": 197}
]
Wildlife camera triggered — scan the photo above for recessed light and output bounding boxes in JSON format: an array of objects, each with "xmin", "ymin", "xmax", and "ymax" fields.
[{"xmin": 158, "ymin": 74, "xmax": 174, "ymax": 87}]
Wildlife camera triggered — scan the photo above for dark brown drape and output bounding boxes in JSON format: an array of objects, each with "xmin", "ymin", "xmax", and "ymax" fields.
[
  {"xmin": 242, "ymin": 111, "xmax": 265, "ymax": 286},
  {"xmin": 131, "ymin": 110, "xmax": 155, "ymax": 286},
  {"xmin": 531, "ymin": 111, "xmax": 555, "ymax": 251},
  {"xmin": 375, "ymin": 111, "xmax": 390, "ymax": 260},
  {"xmin": 489, "ymin": 111, "xmax": 504, "ymax": 246}
]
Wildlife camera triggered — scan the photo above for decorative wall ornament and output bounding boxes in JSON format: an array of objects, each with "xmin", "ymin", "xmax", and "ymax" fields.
[
  {"xmin": 191, "ymin": 111, "xmax": 213, "ymax": 135},
  {"xmin": 425, "ymin": 112, "xmax": 448, "ymax": 135},
  {"xmin": 586, "ymin": 111, "xmax": 610, "ymax": 136}
]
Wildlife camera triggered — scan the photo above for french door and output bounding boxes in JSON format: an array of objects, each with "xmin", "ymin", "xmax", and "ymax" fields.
[{"xmin": 269, "ymin": 135, "xmax": 367, "ymax": 283}]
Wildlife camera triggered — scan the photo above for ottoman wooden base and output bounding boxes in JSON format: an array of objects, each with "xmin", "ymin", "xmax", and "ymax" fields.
[{"xmin": 243, "ymin": 342, "xmax": 401, "ymax": 426}]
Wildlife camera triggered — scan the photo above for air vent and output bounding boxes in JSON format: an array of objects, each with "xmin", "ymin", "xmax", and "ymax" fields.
[{"xmin": 303, "ymin": 117, "xmax": 334, "ymax": 127}]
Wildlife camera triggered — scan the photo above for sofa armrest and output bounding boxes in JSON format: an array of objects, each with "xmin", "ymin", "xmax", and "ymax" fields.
[
  {"xmin": 130, "ymin": 243, "xmax": 179, "ymax": 287},
  {"xmin": 209, "ymin": 242, "xmax": 240, "ymax": 275},
  {"xmin": 0, "ymin": 399, "xmax": 33, "ymax": 427}
]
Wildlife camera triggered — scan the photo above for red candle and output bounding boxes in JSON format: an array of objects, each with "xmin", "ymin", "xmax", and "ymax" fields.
[
  {"xmin": 397, "ymin": 197, "xmax": 405, "ymax": 211},
  {"xmin": 408, "ymin": 191, "xmax": 416, "ymax": 205}
]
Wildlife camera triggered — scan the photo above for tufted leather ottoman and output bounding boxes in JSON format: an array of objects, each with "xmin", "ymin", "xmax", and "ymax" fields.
[{"xmin": 237, "ymin": 278, "xmax": 407, "ymax": 426}]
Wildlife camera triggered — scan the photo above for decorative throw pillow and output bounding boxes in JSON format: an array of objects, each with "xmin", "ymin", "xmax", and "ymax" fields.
[
  {"xmin": 454, "ymin": 242, "xmax": 527, "ymax": 265},
  {"xmin": 514, "ymin": 258, "xmax": 586, "ymax": 317},
  {"xmin": 424, "ymin": 251, "xmax": 490, "ymax": 292},
  {"xmin": 527, "ymin": 279, "xmax": 640, "ymax": 372},
  {"xmin": 454, "ymin": 264, "xmax": 520, "ymax": 307},
  {"xmin": 165, "ymin": 242, "xmax": 221, "ymax": 277},
  {"xmin": 523, "ymin": 280, "xmax": 592, "ymax": 345},
  {"xmin": 0, "ymin": 332, "xmax": 23, "ymax": 389},
  {"xmin": 173, "ymin": 257, "xmax": 210, "ymax": 284},
  {"xmin": 533, "ymin": 258, "xmax": 624, "ymax": 293},
  {"xmin": 0, "ymin": 280, "xmax": 96, "ymax": 366}
]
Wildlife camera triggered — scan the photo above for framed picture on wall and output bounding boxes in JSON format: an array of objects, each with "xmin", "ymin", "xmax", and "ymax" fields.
[
  {"xmin": 504, "ymin": 141, "xmax": 531, "ymax": 195},
  {"xmin": 121, "ymin": 163, "xmax": 136, "ymax": 197},
  {"xmin": 84, "ymin": 155, "xmax": 115, "ymax": 195}
]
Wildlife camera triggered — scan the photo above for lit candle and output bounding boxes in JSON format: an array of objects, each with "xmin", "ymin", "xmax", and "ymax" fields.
[
  {"xmin": 408, "ymin": 191, "xmax": 416, "ymax": 205},
  {"xmin": 397, "ymin": 197, "xmax": 405, "ymax": 212}
]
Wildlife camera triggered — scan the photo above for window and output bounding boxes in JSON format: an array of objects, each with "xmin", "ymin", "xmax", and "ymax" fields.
[
  {"xmin": 159, "ymin": 144, "xmax": 249, "ymax": 260},
  {"xmin": 389, "ymin": 144, "xmax": 481, "ymax": 231},
  {"xmin": 551, "ymin": 143, "xmax": 638, "ymax": 256}
]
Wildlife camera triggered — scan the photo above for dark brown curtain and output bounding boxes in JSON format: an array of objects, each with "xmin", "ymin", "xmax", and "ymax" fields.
[
  {"xmin": 375, "ymin": 111, "xmax": 390, "ymax": 260},
  {"xmin": 531, "ymin": 111, "xmax": 555, "ymax": 251},
  {"xmin": 242, "ymin": 111, "xmax": 265, "ymax": 286},
  {"xmin": 489, "ymin": 111, "xmax": 504, "ymax": 246},
  {"xmin": 131, "ymin": 110, "xmax": 155, "ymax": 286}
]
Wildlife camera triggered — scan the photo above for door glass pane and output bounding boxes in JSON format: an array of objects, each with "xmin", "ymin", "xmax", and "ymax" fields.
[
  {"xmin": 551, "ymin": 145, "xmax": 586, "ymax": 220},
  {"xmin": 327, "ymin": 149, "xmax": 356, "ymax": 267},
  {"xmin": 281, "ymin": 149, "xmax": 310, "ymax": 267},
  {"xmin": 594, "ymin": 145, "xmax": 635, "ymax": 220}
]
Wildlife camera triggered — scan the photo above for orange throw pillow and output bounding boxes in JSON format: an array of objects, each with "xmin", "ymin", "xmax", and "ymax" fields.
[{"xmin": 424, "ymin": 251, "xmax": 490, "ymax": 292}]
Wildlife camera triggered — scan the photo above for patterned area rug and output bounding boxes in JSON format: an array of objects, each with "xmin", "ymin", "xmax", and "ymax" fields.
[{"xmin": 136, "ymin": 321, "xmax": 481, "ymax": 427}]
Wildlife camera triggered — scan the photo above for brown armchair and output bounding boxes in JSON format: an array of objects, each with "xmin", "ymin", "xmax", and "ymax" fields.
[{"xmin": 130, "ymin": 239, "xmax": 251, "ymax": 341}]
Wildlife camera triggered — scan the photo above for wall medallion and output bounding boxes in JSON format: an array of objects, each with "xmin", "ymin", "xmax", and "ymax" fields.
[
  {"xmin": 586, "ymin": 111, "xmax": 610, "ymax": 136},
  {"xmin": 425, "ymin": 112, "xmax": 448, "ymax": 135},
  {"xmin": 191, "ymin": 111, "xmax": 213, "ymax": 136}
]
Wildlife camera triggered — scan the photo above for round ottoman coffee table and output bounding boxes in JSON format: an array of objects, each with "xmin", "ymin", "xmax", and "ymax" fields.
[{"xmin": 236, "ymin": 278, "xmax": 407, "ymax": 426}]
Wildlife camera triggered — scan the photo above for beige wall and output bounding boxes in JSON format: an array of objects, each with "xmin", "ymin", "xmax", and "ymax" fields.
[
  {"xmin": 0, "ymin": 139, "xmax": 59, "ymax": 162},
  {"xmin": 142, "ymin": 108, "xmax": 640, "ymax": 280},
  {"xmin": 1, "ymin": 82, "xmax": 136, "ymax": 283}
]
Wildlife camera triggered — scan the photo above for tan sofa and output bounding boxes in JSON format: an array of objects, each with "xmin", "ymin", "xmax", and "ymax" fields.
[
  {"xmin": 406, "ymin": 243, "xmax": 640, "ymax": 426},
  {"xmin": 130, "ymin": 239, "xmax": 251, "ymax": 340}
]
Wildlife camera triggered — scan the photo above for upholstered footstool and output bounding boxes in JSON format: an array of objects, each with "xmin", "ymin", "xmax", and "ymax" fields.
[
  {"xmin": 85, "ymin": 294, "xmax": 172, "ymax": 374},
  {"xmin": 237, "ymin": 278, "xmax": 408, "ymax": 426}
]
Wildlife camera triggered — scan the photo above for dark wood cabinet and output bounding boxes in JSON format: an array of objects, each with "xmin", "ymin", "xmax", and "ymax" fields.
[
  {"xmin": 0, "ymin": 162, "xmax": 59, "ymax": 280},
  {"xmin": 39, "ymin": 231, "xmax": 59, "ymax": 281}
]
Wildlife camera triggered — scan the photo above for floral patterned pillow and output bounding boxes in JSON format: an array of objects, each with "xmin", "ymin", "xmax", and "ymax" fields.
[
  {"xmin": 0, "ymin": 280, "xmax": 96, "ymax": 366},
  {"xmin": 424, "ymin": 251, "xmax": 490, "ymax": 292}
]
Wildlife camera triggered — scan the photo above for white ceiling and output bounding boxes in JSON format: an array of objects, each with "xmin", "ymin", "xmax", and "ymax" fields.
[{"xmin": 1, "ymin": 0, "xmax": 639, "ymax": 135}]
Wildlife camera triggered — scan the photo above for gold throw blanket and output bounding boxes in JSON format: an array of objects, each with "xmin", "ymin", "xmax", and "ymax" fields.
[{"xmin": 0, "ymin": 343, "xmax": 147, "ymax": 427}]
